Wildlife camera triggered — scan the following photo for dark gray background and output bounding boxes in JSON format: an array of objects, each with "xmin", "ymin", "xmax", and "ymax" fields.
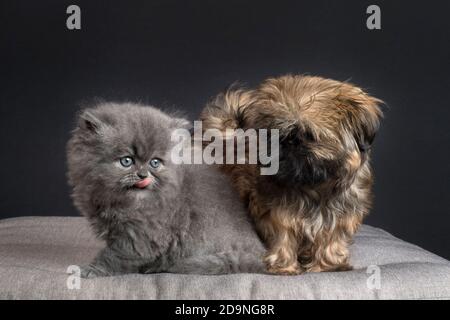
[{"xmin": 1, "ymin": 0, "xmax": 449, "ymax": 259}]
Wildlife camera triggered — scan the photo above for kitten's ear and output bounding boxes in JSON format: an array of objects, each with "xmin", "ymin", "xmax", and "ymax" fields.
[
  {"xmin": 172, "ymin": 118, "xmax": 192, "ymax": 131},
  {"xmin": 78, "ymin": 110, "xmax": 103, "ymax": 133}
]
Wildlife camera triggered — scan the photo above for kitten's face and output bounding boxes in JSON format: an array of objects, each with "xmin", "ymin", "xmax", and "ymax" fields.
[
  {"xmin": 67, "ymin": 103, "xmax": 188, "ymax": 204},
  {"xmin": 93, "ymin": 139, "xmax": 169, "ymax": 196}
]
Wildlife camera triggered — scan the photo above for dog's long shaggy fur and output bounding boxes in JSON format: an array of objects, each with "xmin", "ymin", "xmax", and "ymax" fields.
[{"xmin": 200, "ymin": 75, "xmax": 383, "ymax": 274}]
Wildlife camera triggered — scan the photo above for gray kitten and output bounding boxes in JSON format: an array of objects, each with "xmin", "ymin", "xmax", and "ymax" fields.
[{"xmin": 66, "ymin": 102, "xmax": 266, "ymax": 277}]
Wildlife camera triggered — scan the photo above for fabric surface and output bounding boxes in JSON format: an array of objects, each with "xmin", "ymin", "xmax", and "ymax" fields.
[{"xmin": 0, "ymin": 216, "xmax": 449, "ymax": 300}]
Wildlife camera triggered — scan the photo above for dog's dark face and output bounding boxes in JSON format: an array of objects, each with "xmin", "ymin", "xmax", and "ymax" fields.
[
  {"xmin": 277, "ymin": 125, "xmax": 342, "ymax": 187},
  {"xmin": 246, "ymin": 75, "xmax": 383, "ymax": 193}
]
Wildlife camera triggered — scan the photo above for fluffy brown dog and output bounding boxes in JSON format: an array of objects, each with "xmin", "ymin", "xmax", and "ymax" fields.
[{"xmin": 200, "ymin": 75, "xmax": 383, "ymax": 274}]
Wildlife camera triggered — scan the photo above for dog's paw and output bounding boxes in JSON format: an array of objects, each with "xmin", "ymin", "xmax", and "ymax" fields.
[
  {"xmin": 266, "ymin": 264, "xmax": 303, "ymax": 275},
  {"xmin": 333, "ymin": 263, "xmax": 353, "ymax": 272},
  {"xmin": 264, "ymin": 254, "xmax": 303, "ymax": 275},
  {"xmin": 303, "ymin": 263, "xmax": 353, "ymax": 273}
]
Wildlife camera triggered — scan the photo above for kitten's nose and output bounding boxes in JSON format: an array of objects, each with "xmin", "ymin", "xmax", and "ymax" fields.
[{"xmin": 137, "ymin": 170, "xmax": 149, "ymax": 179}]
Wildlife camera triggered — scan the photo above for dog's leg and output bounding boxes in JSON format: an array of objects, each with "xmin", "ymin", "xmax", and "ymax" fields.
[
  {"xmin": 258, "ymin": 213, "xmax": 302, "ymax": 275},
  {"xmin": 302, "ymin": 235, "xmax": 352, "ymax": 272},
  {"xmin": 301, "ymin": 216, "xmax": 360, "ymax": 272}
]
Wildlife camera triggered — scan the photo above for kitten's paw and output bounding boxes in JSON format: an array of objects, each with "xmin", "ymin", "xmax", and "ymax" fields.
[{"xmin": 79, "ymin": 265, "xmax": 109, "ymax": 278}]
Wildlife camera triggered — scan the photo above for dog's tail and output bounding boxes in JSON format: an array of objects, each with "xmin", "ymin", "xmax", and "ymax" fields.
[{"xmin": 200, "ymin": 85, "xmax": 254, "ymax": 134}]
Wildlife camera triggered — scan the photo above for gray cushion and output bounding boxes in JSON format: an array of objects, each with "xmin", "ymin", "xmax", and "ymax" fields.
[{"xmin": 0, "ymin": 216, "xmax": 449, "ymax": 299}]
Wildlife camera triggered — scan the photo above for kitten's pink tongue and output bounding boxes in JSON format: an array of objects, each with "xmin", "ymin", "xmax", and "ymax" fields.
[{"xmin": 134, "ymin": 177, "xmax": 152, "ymax": 189}]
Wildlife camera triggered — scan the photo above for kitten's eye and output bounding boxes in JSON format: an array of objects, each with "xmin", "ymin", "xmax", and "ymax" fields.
[
  {"xmin": 149, "ymin": 158, "xmax": 162, "ymax": 169},
  {"xmin": 119, "ymin": 156, "xmax": 134, "ymax": 168}
]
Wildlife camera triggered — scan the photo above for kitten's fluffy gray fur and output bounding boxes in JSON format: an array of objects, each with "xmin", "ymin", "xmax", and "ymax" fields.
[{"xmin": 66, "ymin": 102, "xmax": 266, "ymax": 277}]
